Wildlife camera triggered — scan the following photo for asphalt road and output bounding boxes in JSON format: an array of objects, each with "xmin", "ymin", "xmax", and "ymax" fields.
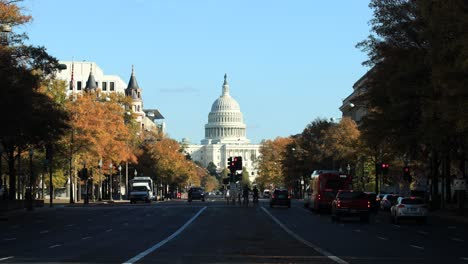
[{"xmin": 0, "ymin": 197, "xmax": 467, "ymax": 263}]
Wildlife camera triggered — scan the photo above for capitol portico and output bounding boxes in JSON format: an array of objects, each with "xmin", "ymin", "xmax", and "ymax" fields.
[{"xmin": 183, "ymin": 75, "xmax": 260, "ymax": 183}]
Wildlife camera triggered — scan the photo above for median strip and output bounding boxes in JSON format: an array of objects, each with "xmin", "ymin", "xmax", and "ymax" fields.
[
  {"xmin": 261, "ymin": 207, "xmax": 348, "ymax": 264},
  {"xmin": 123, "ymin": 206, "xmax": 207, "ymax": 264}
]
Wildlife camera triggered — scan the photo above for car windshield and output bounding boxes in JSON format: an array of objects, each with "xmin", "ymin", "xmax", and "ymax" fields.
[
  {"xmin": 338, "ymin": 191, "xmax": 366, "ymax": 200},
  {"xmin": 132, "ymin": 186, "xmax": 148, "ymax": 192},
  {"xmin": 386, "ymin": 195, "xmax": 399, "ymax": 201},
  {"xmin": 401, "ymin": 198, "xmax": 424, "ymax": 205}
]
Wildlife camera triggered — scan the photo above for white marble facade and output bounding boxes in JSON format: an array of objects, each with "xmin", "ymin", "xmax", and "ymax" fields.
[{"xmin": 183, "ymin": 75, "xmax": 260, "ymax": 183}]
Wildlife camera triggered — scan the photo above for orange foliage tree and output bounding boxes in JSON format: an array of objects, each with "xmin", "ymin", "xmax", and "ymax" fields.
[{"xmin": 257, "ymin": 137, "xmax": 294, "ymax": 189}]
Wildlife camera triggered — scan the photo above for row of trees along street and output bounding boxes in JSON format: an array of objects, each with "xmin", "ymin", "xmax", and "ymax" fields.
[
  {"xmin": 0, "ymin": 0, "xmax": 209, "ymax": 205},
  {"xmin": 256, "ymin": 0, "xmax": 468, "ymax": 211}
]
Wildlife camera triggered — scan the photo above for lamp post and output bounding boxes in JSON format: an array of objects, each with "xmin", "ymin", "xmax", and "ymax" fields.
[
  {"xmin": 109, "ymin": 163, "xmax": 113, "ymax": 201},
  {"xmin": 27, "ymin": 148, "xmax": 34, "ymax": 210},
  {"xmin": 118, "ymin": 165, "xmax": 122, "ymax": 200},
  {"xmin": 0, "ymin": 145, "xmax": 4, "ymax": 200},
  {"xmin": 300, "ymin": 178, "xmax": 304, "ymax": 199},
  {"xmin": 98, "ymin": 159, "xmax": 102, "ymax": 201}
]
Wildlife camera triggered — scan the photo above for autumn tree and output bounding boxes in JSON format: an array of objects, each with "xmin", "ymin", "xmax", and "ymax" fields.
[{"xmin": 257, "ymin": 137, "xmax": 293, "ymax": 188}]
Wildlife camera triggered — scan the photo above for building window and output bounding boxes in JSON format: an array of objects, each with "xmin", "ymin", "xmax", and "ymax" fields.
[
  {"xmin": 251, "ymin": 172, "xmax": 255, "ymax": 175},
  {"xmin": 77, "ymin": 81, "xmax": 82, "ymax": 90},
  {"xmin": 102, "ymin": 82, "xmax": 107, "ymax": 91},
  {"xmin": 138, "ymin": 92, "xmax": 140, "ymax": 98},
  {"xmin": 110, "ymin": 82, "xmax": 115, "ymax": 91}
]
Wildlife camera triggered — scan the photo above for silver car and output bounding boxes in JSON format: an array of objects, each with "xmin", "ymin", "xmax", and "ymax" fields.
[{"xmin": 391, "ymin": 197, "xmax": 428, "ymax": 224}]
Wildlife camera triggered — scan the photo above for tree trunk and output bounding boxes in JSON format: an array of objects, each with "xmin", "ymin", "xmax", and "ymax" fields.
[
  {"xmin": 7, "ymin": 148, "xmax": 16, "ymax": 200},
  {"xmin": 431, "ymin": 150, "xmax": 440, "ymax": 210},
  {"xmin": 444, "ymin": 155, "xmax": 451, "ymax": 204}
]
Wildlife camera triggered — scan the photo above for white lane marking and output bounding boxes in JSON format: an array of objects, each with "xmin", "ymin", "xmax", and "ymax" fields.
[
  {"xmin": 48, "ymin": 244, "xmax": 61, "ymax": 249},
  {"xmin": 393, "ymin": 224, "xmax": 401, "ymax": 228},
  {"xmin": 410, "ymin": 244, "xmax": 424, "ymax": 250},
  {"xmin": 40, "ymin": 230, "xmax": 49, "ymax": 234},
  {"xmin": 106, "ymin": 229, "xmax": 113, "ymax": 232},
  {"xmin": 123, "ymin": 222, "xmax": 129, "ymax": 226},
  {"xmin": 123, "ymin": 206, "xmax": 207, "ymax": 264},
  {"xmin": 0, "ymin": 256, "xmax": 14, "ymax": 261},
  {"xmin": 461, "ymin": 257, "xmax": 468, "ymax": 261},
  {"xmin": 377, "ymin": 236, "xmax": 388, "ymax": 240},
  {"xmin": 353, "ymin": 229, "xmax": 361, "ymax": 233},
  {"xmin": 3, "ymin": 238, "xmax": 16, "ymax": 241},
  {"xmin": 261, "ymin": 207, "xmax": 348, "ymax": 264},
  {"xmin": 448, "ymin": 226, "xmax": 456, "ymax": 229},
  {"xmin": 66, "ymin": 224, "xmax": 75, "ymax": 227},
  {"xmin": 82, "ymin": 236, "xmax": 92, "ymax": 240},
  {"xmin": 417, "ymin": 230, "xmax": 428, "ymax": 235},
  {"xmin": 87, "ymin": 219, "xmax": 92, "ymax": 222},
  {"xmin": 339, "ymin": 224, "xmax": 344, "ymax": 227},
  {"xmin": 450, "ymin": 237, "xmax": 464, "ymax": 242}
]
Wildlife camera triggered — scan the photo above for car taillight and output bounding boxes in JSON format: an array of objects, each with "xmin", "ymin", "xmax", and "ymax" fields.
[
  {"xmin": 272, "ymin": 194, "xmax": 275, "ymax": 199},
  {"xmin": 368, "ymin": 201, "xmax": 371, "ymax": 208},
  {"xmin": 288, "ymin": 195, "xmax": 291, "ymax": 199},
  {"xmin": 397, "ymin": 204, "xmax": 405, "ymax": 208},
  {"xmin": 318, "ymin": 194, "xmax": 321, "ymax": 200},
  {"xmin": 337, "ymin": 200, "xmax": 341, "ymax": 208}
]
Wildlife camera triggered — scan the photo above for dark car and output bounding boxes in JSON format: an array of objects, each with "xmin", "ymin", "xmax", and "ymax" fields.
[
  {"xmin": 270, "ymin": 188, "xmax": 291, "ymax": 208},
  {"xmin": 365, "ymin": 192, "xmax": 379, "ymax": 212},
  {"xmin": 188, "ymin": 187, "xmax": 205, "ymax": 202}
]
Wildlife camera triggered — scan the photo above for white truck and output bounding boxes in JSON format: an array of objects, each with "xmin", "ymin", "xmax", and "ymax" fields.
[{"xmin": 129, "ymin": 176, "xmax": 155, "ymax": 203}]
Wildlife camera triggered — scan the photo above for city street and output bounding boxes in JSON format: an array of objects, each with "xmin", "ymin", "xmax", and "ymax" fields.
[{"xmin": 0, "ymin": 198, "xmax": 467, "ymax": 264}]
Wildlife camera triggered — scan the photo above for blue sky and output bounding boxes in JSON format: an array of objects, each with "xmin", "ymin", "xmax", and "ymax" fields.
[{"xmin": 23, "ymin": 0, "xmax": 373, "ymax": 144}]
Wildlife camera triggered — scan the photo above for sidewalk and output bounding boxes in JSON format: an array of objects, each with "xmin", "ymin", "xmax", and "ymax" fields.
[{"xmin": 43, "ymin": 198, "xmax": 130, "ymax": 207}]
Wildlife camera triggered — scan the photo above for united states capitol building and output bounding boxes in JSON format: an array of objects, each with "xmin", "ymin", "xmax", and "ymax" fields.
[{"xmin": 182, "ymin": 75, "xmax": 261, "ymax": 183}]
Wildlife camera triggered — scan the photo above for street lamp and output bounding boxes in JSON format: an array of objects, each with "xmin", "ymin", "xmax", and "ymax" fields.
[
  {"xmin": 27, "ymin": 148, "xmax": 34, "ymax": 211},
  {"xmin": 118, "ymin": 165, "xmax": 122, "ymax": 200},
  {"xmin": 134, "ymin": 169, "xmax": 137, "ymax": 178},
  {"xmin": 0, "ymin": 145, "xmax": 4, "ymax": 200},
  {"xmin": 109, "ymin": 162, "xmax": 113, "ymax": 201}
]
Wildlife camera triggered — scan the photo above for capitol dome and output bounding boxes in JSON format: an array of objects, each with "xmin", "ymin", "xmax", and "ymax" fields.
[{"xmin": 201, "ymin": 74, "xmax": 250, "ymax": 145}]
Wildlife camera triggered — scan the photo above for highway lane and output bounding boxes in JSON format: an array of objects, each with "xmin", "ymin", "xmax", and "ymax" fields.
[
  {"xmin": 0, "ymin": 198, "xmax": 467, "ymax": 263},
  {"xmin": 265, "ymin": 199, "xmax": 468, "ymax": 264}
]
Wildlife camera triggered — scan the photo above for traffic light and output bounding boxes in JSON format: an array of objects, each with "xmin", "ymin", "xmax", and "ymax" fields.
[
  {"xmin": 381, "ymin": 163, "xmax": 389, "ymax": 175},
  {"xmin": 403, "ymin": 166, "xmax": 412, "ymax": 182},
  {"xmin": 234, "ymin": 156, "xmax": 243, "ymax": 170}
]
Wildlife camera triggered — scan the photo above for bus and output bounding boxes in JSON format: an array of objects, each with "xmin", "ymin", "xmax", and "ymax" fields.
[{"xmin": 304, "ymin": 170, "xmax": 352, "ymax": 212}]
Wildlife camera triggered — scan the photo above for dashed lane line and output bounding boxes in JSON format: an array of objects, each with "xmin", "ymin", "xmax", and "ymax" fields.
[
  {"xmin": 123, "ymin": 206, "xmax": 207, "ymax": 264},
  {"xmin": 410, "ymin": 244, "xmax": 424, "ymax": 250},
  {"xmin": 106, "ymin": 229, "xmax": 113, "ymax": 232},
  {"xmin": 448, "ymin": 226, "xmax": 457, "ymax": 229},
  {"xmin": 450, "ymin": 237, "xmax": 464, "ymax": 242},
  {"xmin": 39, "ymin": 230, "xmax": 49, "ymax": 234},
  {"xmin": 0, "ymin": 256, "xmax": 14, "ymax": 262},
  {"xmin": 3, "ymin": 238, "xmax": 16, "ymax": 241},
  {"xmin": 353, "ymin": 229, "xmax": 361, "ymax": 233},
  {"xmin": 82, "ymin": 236, "xmax": 92, "ymax": 240},
  {"xmin": 461, "ymin": 257, "xmax": 468, "ymax": 261},
  {"xmin": 261, "ymin": 207, "xmax": 348, "ymax": 264},
  {"xmin": 66, "ymin": 224, "xmax": 75, "ymax": 227},
  {"xmin": 377, "ymin": 236, "xmax": 388, "ymax": 241},
  {"xmin": 392, "ymin": 225, "xmax": 401, "ymax": 228},
  {"xmin": 48, "ymin": 244, "xmax": 61, "ymax": 249},
  {"xmin": 417, "ymin": 230, "xmax": 428, "ymax": 235}
]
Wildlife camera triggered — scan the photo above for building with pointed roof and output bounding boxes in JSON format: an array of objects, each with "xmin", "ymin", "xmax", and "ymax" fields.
[
  {"xmin": 183, "ymin": 75, "xmax": 260, "ymax": 183},
  {"xmin": 55, "ymin": 60, "xmax": 166, "ymax": 134}
]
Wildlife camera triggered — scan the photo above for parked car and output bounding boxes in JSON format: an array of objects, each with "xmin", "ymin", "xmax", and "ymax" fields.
[
  {"xmin": 270, "ymin": 188, "xmax": 291, "ymax": 208},
  {"xmin": 391, "ymin": 197, "xmax": 428, "ymax": 224},
  {"xmin": 263, "ymin": 189, "xmax": 271, "ymax": 199},
  {"xmin": 331, "ymin": 190, "xmax": 371, "ymax": 222},
  {"xmin": 380, "ymin": 194, "xmax": 400, "ymax": 211},
  {"xmin": 188, "ymin": 187, "xmax": 205, "ymax": 202}
]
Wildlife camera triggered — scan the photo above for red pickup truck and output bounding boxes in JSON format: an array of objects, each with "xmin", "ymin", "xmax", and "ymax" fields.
[{"xmin": 331, "ymin": 190, "xmax": 371, "ymax": 222}]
